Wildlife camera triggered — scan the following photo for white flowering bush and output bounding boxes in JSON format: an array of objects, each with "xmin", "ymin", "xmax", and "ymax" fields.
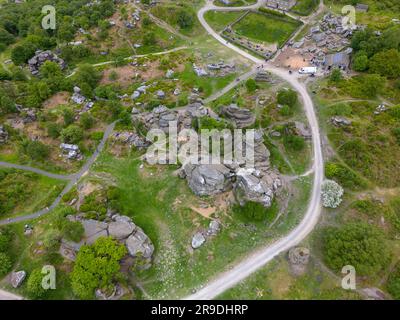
[{"xmin": 321, "ymin": 179, "xmax": 344, "ymax": 208}]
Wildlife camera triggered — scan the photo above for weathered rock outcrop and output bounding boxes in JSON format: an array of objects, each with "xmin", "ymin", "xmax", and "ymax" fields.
[
  {"xmin": 60, "ymin": 214, "xmax": 154, "ymax": 267},
  {"xmin": 10, "ymin": 271, "xmax": 26, "ymax": 288},
  {"xmin": 221, "ymin": 104, "xmax": 256, "ymax": 128},
  {"xmin": 182, "ymin": 163, "xmax": 234, "ymax": 196}
]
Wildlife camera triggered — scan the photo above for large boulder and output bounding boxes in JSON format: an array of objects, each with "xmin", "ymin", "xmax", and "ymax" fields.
[
  {"xmin": 10, "ymin": 271, "xmax": 26, "ymax": 288},
  {"xmin": 108, "ymin": 215, "xmax": 136, "ymax": 240},
  {"xmin": 191, "ymin": 232, "xmax": 206, "ymax": 249},
  {"xmin": 28, "ymin": 50, "xmax": 66, "ymax": 75},
  {"xmin": 183, "ymin": 164, "xmax": 233, "ymax": 196},
  {"xmin": 125, "ymin": 227, "xmax": 154, "ymax": 259},
  {"xmin": 81, "ymin": 219, "xmax": 108, "ymax": 244}
]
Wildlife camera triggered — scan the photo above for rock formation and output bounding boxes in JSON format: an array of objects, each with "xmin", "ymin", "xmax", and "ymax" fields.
[
  {"xmin": 220, "ymin": 104, "xmax": 256, "ymax": 128},
  {"xmin": 28, "ymin": 50, "xmax": 66, "ymax": 75},
  {"xmin": 0, "ymin": 125, "xmax": 8, "ymax": 144}
]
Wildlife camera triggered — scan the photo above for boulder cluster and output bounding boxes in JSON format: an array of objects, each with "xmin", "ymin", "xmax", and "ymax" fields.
[
  {"xmin": 60, "ymin": 213, "xmax": 154, "ymax": 268},
  {"xmin": 220, "ymin": 104, "xmax": 256, "ymax": 128}
]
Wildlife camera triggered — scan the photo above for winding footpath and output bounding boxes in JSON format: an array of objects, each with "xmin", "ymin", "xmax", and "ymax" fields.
[
  {"xmin": 0, "ymin": 121, "xmax": 117, "ymax": 226},
  {"xmin": 185, "ymin": 0, "xmax": 324, "ymax": 300}
]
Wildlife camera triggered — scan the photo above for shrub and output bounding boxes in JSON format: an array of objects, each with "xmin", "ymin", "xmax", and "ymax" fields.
[
  {"xmin": 321, "ymin": 179, "xmax": 344, "ymax": 208},
  {"xmin": 245, "ymin": 78, "xmax": 257, "ymax": 92},
  {"xmin": 233, "ymin": 201, "xmax": 276, "ymax": 222},
  {"xmin": 283, "ymin": 134, "xmax": 305, "ymax": 151},
  {"xmin": 0, "ymin": 252, "xmax": 12, "ymax": 276},
  {"xmin": 277, "ymin": 88, "xmax": 297, "ymax": 107},
  {"xmin": 387, "ymin": 264, "xmax": 400, "ymax": 300},
  {"xmin": 27, "ymin": 269, "xmax": 47, "ymax": 299},
  {"xmin": 61, "ymin": 125, "xmax": 84, "ymax": 144},
  {"xmin": 25, "ymin": 140, "xmax": 50, "ymax": 161},
  {"xmin": 323, "ymin": 223, "xmax": 390, "ymax": 276}
]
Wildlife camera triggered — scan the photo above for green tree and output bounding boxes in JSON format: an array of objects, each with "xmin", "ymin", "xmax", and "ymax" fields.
[
  {"xmin": 369, "ymin": 49, "xmax": 400, "ymax": 78},
  {"xmin": 25, "ymin": 140, "xmax": 50, "ymax": 161},
  {"xmin": 387, "ymin": 264, "xmax": 400, "ymax": 300},
  {"xmin": 245, "ymin": 78, "xmax": 257, "ymax": 92},
  {"xmin": 46, "ymin": 123, "xmax": 62, "ymax": 139},
  {"xmin": 27, "ymin": 269, "xmax": 47, "ymax": 299},
  {"xmin": 323, "ymin": 223, "xmax": 390, "ymax": 276},
  {"xmin": 277, "ymin": 89, "xmax": 297, "ymax": 107},
  {"xmin": 0, "ymin": 252, "xmax": 12, "ymax": 276},
  {"xmin": 353, "ymin": 54, "xmax": 369, "ymax": 72},
  {"xmin": 80, "ymin": 113, "xmax": 95, "ymax": 129},
  {"xmin": 63, "ymin": 109, "xmax": 75, "ymax": 126},
  {"xmin": 329, "ymin": 68, "xmax": 342, "ymax": 83},
  {"xmin": 70, "ymin": 237, "xmax": 127, "ymax": 299},
  {"xmin": 61, "ymin": 125, "xmax": 84, "ymax": 144},
  {"xmin": 177, "ymin": 11, "xmax": 194, "ymax": 29}
]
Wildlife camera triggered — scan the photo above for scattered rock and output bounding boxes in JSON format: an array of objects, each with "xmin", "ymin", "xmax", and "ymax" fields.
[
  {"xmin": 166, "ymin": 69, "xmax": 174, "ymax": 79},
  {"xmin": 60, "ymin": 143, "xmax": 83, "ymax": 160},
  {"xmin": 207, "ymin": 220, "xmax": 221, "ymax": 236}
]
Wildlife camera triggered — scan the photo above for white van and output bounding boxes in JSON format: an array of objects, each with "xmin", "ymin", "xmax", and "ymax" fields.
[{"xmin": 299, "ymin": 67, "xmax": 317, "ymax": 74}]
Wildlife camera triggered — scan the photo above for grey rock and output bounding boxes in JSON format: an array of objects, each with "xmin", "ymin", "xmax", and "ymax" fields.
[
  {"xmin": 10, "ymin": 271, "xmax": 26, "ymax": 288},
  {"xmin": 221, "ymin": 104, "xmax": 255, "ymax": 128},
  {"xmin": 125, "ymin": 227, "xmax": 154, "ymax": 259},
  {"xmin": 0, "ymin": 125, "xmax": 8, "ymax": 144},
  {"xmin": 191, "ymin": 232, "xmax": 206, "ymax": 249}
]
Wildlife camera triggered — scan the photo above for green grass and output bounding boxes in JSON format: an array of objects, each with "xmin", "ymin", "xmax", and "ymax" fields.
[
  {"xmin": 214, "ymin": 0, "xmax": 257, "ymax": 7},
  {"xmin": 232, "ymin": 11, "xmax": 301, "ymax": 46},
  {"xmin": 291, "ymin": 0, "xmax": 319, "ymax": 16},
  {"xmin": 204, "ymin": 10, "xmax": 246, "ymax": 32},
  {"xmin": 89, "ymin": 149, "xmax": 313, "ymax": 299},
  {"xmin": 0, "ymin": 168, "xmax": 66, "ymax": 219}
]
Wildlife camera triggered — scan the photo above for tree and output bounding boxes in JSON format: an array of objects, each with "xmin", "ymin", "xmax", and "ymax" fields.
[
  {"xmin": 0, "ymin": 252, "xmax": 12, "ymax": 276},
  {"xmin": 25, "ymin": 140, "xmax": 50, "ymax": 161},
  {"xmin": 353, "ymin": 54, "xmax": 369, "ymax": 72},
  {"xmin": 321, "ymin": 179, "xmax": 344, "ymax": 208},
  {"xmin": 11, "ymin": 42, "xmax": 37, "ymax": 65},
  {"xmin": 27, "ymin": 268, "xmax": 48, "ymax": 299},
  {"xmin": 369, "ymin": 49, "xmax": 400, "ymax": 79},
  {"xmin": 277, "ymin": 89, "xmax": 297, "ymax": 107},
  {"xmin": 245, "ymin": 78, "xmax": 257, "ymax": 92},
  {"xmin": 80, "ymin": 113, "xmax": 95, "ymax": 129},
  {"xmin": 47, "ymin": 123, "xmax": 61, "ymax": 139},
  {"xmin": 63, "ymin": 109, "xmax": 75, "ymax": 126},
  {"xmin": 61, "ymin": 125, "xmax": 84, "ymax": 144},
  {"xmin": 70, "ymin": 237, "xmax": 127, "ymax": 299},
  {"xmin": 387, "ymin": 264, "xmax": 400, "ymax": 300},
  {"xmin": 360, "ymin": 74, "xmax": 385, "ymax": 98},
  {"xmin": 177, "ymin": 11, "xmax": 194, "ymax": 29},
  {"xmin": 0, "ymin": 28, "xmax": 15, "ymax": 46},
  {"xmin": 323, "ymin": 223, "xmax": 390, "ymax": 276},
  {"xmin": 329, "ymin": 68, "xmax": 342, "ymax": 83},
  {"xmin": 74, "ymin": 64, "xmax": 101, "ymax": 91}
]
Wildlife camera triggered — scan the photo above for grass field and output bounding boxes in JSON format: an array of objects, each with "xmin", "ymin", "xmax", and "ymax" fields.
[
  {"xmin": 0, "ymin": 168, "xmax": 66, "ymax": 219},
  {"xmin": 214, "ymin": 0, "xmax": 257, "ymax": 7},
  {"xmin": 232, "ymin": 11, "xmax": 301, "ymax": 46},
  {"xmin": 291, "ymin": 0, "xmax": 319, "ymax": 16},
  {"xmin": 204, "ymin": 10, "xmax": 246, "ymax": 32}
]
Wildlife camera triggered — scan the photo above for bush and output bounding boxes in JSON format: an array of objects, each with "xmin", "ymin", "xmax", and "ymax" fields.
[
  {"xmin": 245, "ymin": 78, "xmax": 257, "ymax": 92},
  {"xmin": 277, "ymin": 88, "xmax": 297, "ymax": 107},
  {"xmin": 323, "ymin": 223, "xmax": 390, "ymax": 276},
  {"xmin": 61, "ymin": 125, "xmax": 84, "ymax": 144},
  {"xmin": 47, "ymin": 123, "xmax": 62, "ymax": 139},
  {"xmin": 325, "ymin": 162, "xmax": 367, "ymax": 190},
  {"xmin": 233, "ymin": 201, "xmax": 276, "ymax": 222},
  {"xmin": 283, "ymin": 134, "xmax": 305, "ymax": 151},
  {"xmin": 27, "ymin": 269, "xmax": 47, "ymax": 299},
  {"xmin": 25, "ymin": 140, "xmax": 50, "ymax": 161},
  {"xmin": 387, "ymin": 264, "xmax": 400, "ymax": 300},
  {"xmin": 0, "ymin": 252, "xmax": 12, "ymax": 276},
  {"xmin": 321, "ymin": 179, "xmax": 344, "ymax": 208},
  {"xmin": 80, "ymin": 113, "xmax": 95, "ymax": 129},
  {"xmin": 70, "ymin": 237, "xmax": 127, "ymax": 299}
]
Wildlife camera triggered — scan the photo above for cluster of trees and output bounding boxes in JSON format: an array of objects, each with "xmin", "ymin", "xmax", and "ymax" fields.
[
  {"xmin": 323, "ymin": 222, "xmax": 391, "ymax": 276},
  {"xmin": 351, "ymin": 26, "xmax": 400, "ymax": 79},
  {"xmin": 0, "ymin": 0, "xmax": 115, "ymax": 58},
  {"xmin": 70, "ymin": 237, "xmax": 127, "ymax": 299}
]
